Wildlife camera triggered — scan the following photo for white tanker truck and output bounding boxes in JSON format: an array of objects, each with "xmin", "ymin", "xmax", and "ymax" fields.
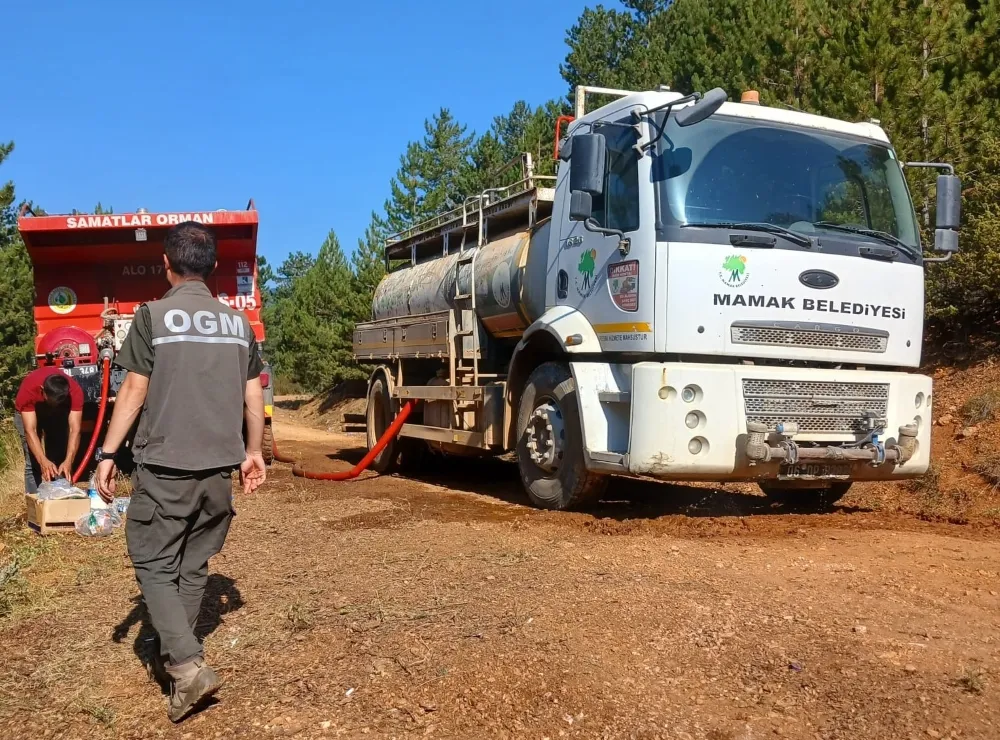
[{"xmin": 354, "ymin": 86, "xmax": 962, "ymax": 510}]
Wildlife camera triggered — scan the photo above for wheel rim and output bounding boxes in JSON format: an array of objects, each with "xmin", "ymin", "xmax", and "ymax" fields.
[{"xmin": 525, "ymin": 397, "xmax": 566, "ymax": 475}]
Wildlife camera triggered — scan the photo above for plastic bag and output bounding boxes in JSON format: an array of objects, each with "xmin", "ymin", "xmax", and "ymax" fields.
[
  {"xmin": 112, "ymin": 497, "xmax": 130, "ymax": 517},
  {"xmin": 75, "ymin": 509, "xmax": 122, "ymax": 537},
  {"xmin": 37, "ymin": 478, "xmax": 87, "ymax": 501}
]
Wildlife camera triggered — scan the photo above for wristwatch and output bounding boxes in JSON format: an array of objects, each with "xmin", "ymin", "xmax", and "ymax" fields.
[{"xmin": 94, "ymin": 447, "xmax": 117, "ymax": 463}]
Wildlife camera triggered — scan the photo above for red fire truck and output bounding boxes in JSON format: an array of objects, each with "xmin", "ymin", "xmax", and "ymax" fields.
[{"xmin": 17, "ymin": 202, "xmax": 275, "ymax": 481}]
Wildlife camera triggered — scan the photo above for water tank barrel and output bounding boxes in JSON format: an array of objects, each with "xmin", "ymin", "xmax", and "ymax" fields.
[{"xmin": 372, "ymin": 227, "xmax": 544, "ymax": 340}]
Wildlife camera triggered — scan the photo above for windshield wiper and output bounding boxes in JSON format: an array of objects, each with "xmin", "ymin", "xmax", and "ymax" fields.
[
  {"xmin": 812, "ymin": 222, "xmax": 918, "ymax": 258},
  {"xmin": 682, "ymin": 221, "xmax": 813, "ymax": 248}
]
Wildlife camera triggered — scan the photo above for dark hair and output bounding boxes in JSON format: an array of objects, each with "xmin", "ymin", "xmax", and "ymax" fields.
[
  {"xmin": 42, "ymin": 373, "xmax": 71, "ymax": 406},
  {"xmin": 164, "ymin": 222, "xmax": 217, "ymax": 279}
]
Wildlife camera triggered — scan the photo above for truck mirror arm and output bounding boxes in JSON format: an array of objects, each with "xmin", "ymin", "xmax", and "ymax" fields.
[{"xmin": 584, "ymin": 218, "xmax": 631, "ymax": 257}]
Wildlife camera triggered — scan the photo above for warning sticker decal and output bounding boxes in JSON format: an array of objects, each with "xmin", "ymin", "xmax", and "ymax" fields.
[
  {"xmin": 236, "ymin": 275, "xmax": 255, "ymax": 295},
  {"xmin": 608, "ymin": 260, "xmax": 639, "ymax": 312}
]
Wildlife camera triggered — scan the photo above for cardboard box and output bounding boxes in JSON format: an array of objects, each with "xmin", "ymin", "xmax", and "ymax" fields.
[{"xmin": 25, "ymin": 494, "xmax": 90, "ymax": 535}]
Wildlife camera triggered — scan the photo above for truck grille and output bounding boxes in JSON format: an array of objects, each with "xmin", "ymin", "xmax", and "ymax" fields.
[
  {"xmin": 742, "ymin": 378, "xmax": 890, "ymax": 434},
  {"xmin": 731, "ymin": 321, "xmax": 888, "ymax": 353}
]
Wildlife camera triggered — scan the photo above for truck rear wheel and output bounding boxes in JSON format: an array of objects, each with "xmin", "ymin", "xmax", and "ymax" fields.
[
  {"xmin": 516, "ymin": 361, "xmax": 607, "ymax": 510},
  {"xmin": 262, "ymin": 422, "xmax": 274, "ymax": 466},
  {"xmin": 366, "ymin": 376, "xmax": 399, "ymax": 474}
]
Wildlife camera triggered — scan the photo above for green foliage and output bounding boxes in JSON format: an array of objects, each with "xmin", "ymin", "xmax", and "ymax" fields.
[
  {"xmin": 256, "ymin": 254, "xmax": 276, "ymax": 305},
  {"xmin": 264, "ymin": 231, "xmax": 364, "ymax": 390},
  {"xmin": 0, "ymin": 142, "xmax": 34, "ymax": 417},
  {"xmin": 384, "ymin": 109, "xmax": 474, "ymax": 233},
  {"xmin": 350, "ymin": 213, "xmax": 387, "ymax": 321},
  {"xmin": 463, "ymin": 99, "xmax": 567, "ymax": 194}
]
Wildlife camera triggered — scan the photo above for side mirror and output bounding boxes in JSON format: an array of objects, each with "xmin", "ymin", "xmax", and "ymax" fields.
[
  {"xmin": 569, "ymin": 133, "xmax": 607, "ymax": 196},
  {"xmin": 934, "ymin": 173, "xmax": 961, "ymax": 252},
  {"xmin": 675, "ymin": 87, "xmax": 728, "ymax": 127},
  {"xmin": 569, "ymin": 190, "xmax": 593, "ymax": 222}
]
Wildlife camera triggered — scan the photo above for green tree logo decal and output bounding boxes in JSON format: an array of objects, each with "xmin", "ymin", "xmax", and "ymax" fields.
[
  {"xmin": 578, "ymin": 248, "xmax": 597, "ymax": 292},
  {"xmin": 719, "ymin": 254, "xmax": 749, "ymax": 287}
]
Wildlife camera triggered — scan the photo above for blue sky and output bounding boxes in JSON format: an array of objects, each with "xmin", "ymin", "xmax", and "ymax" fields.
[{"xmin": 2, "ymin": 0, "xmax": 602, "ymax": 267}]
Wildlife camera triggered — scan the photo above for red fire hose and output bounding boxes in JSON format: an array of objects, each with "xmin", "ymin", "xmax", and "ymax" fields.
[
  {"xmin": 72, "ymin": 356, "xmax": 111, "ymax": 484},
  {"xmin": 285, "ymin": 401, "xmax": 414, "ymax": 480},
  {"xmin": 271, "ymin": 439, "xmax": 297, "ymax": 464}
]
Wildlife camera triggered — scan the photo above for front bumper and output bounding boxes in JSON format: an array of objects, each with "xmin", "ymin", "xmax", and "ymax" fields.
[{"xmin": 574, "ymin": 361, "xmax": 932, "ymax": 482}]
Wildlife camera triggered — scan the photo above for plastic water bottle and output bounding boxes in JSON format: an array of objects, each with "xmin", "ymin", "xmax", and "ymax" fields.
[
  {"xmin": 88, "ymin": 474, "xmax": 108, "ymax": 510},
  {"xmin": 112, "ymin": 497, "xmax": 130, "ymax": 517}
]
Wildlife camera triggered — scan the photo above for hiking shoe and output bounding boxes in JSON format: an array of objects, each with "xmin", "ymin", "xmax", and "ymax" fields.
[{"xmin": 166, "ymin": 657, "xmax": 223, "ymax": 723}]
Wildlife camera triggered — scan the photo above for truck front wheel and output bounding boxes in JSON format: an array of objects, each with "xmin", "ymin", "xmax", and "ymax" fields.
[{"xmin": 516, "ymin": 362, "xmax": 607, "ymax": 510}]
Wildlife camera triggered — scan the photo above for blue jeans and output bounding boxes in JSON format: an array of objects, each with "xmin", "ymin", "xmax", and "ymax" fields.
[{"xmin": 13, "ymin": 411, "xmax": 68, "ymax": 494}]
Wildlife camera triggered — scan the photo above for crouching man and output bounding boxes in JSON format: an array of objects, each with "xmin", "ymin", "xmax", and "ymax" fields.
[
  {"xmin": 14, "ymin": 367, "xmax": 83, "ymax": 492},
  {"xmin": 96, "ymin": 221, "xmax": 266, "ymax": 723}
]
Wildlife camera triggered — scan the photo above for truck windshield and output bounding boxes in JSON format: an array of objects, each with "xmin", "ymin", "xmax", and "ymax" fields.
[{"xmin": 652, "ymin": 114, "xmax": 920, "ymax": 250}]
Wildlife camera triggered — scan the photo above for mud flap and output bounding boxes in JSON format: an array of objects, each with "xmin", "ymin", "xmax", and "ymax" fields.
[{"xmin": 568, "ymin": 362, "xmax": 632, "ymax": 473}]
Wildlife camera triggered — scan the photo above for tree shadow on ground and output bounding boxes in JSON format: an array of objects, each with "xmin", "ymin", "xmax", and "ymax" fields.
[
  {"xmin": 326, "ymin": 447, "xmax": 368, "ymax": 466},
  {"xmin": 112, "ymin": 574, "xmax": 244, "ymax": 695}
]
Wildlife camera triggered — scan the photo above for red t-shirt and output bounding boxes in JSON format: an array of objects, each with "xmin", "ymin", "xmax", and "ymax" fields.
[{"xmin": 14, "ymin": 367, "xmax": 84, "ymax": 413}]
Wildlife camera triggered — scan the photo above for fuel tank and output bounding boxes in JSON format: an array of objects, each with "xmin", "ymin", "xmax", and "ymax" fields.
[{"xmin": 372, "ymin": 222, "xmax": 549, "ymax": 339}]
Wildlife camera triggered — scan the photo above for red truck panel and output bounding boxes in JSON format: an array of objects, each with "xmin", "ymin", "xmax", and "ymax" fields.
[{"xmin": 19, "ymin": 210, "xmax": 264, "ymax": 353}]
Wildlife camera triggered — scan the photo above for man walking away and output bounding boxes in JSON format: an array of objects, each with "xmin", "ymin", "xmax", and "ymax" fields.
[
  {"xmin": 96, "ymin": 221, "xmax": 267, "ymax": 723},
  {"xmin": 14, "ymin": 367, "xmax": 83, "ymax": 492}
]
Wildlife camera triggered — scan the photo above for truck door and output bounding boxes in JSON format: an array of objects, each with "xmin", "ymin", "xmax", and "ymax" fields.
[{"xmin": 557, "ymin": 117, "xmax": 653, "ymax": 352}]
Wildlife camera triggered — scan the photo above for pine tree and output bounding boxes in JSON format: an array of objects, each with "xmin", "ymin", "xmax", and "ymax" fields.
[
  {"xmin": 384, "ymin": 140, "xmax": 425, "ymax": 234},
  {"xmin": 71, "ymin": 202, "xmax": 113, "ymax": 215},
  {"xmin": 257, "ymin": 255, "xmax": 276, "ymax": 306},
  {"xmin": 350, "ymin": 212, "xmax": 387, "ymax": 322},
  {"xmin": 384, "ymin": 109, "xmax": 474, "ymax": 233},
  {"xmin": 267, "ymin": 231, "xmax": 362, "ymax": 390},
  {"xmin": 0, "ymin": 141, "xmax": 35, "ymax": 415},
  {"xmin": 462, "ymin": 99, "xmax": 568, "ymax": 196}
]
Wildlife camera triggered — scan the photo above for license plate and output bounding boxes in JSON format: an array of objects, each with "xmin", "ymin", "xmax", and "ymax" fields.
[{"xmin": 778, "ymin": 462, "xmax": 851, "ymax": 480}]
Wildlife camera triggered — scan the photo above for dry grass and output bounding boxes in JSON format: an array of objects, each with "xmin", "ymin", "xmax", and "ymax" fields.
[
  {"xmin": 957, "ymin": 666, "xmax": 987, "ymax": 695},
  {"xmin": 0, "ymin": 419, "xmax": 39, "ymax": 618},
  {"xmin": 909, "ymin": 462, "xmax": 942, "ymax": 513},
  {"xmin": 960, "ymin": 388, "xmax": 1000, "ymax": 425},
  {"xmin": 971, "ymin": 453, "xmax": 1000, "ymax": 491},
  {"xmin": 0, "ymin": 419, "xmax": 24, "ymax": 521}
]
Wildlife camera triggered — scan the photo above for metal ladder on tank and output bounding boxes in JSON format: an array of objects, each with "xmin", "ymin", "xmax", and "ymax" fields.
[{"xmin": 451, "ymin": 242, "xmax": 480, "ymax": 427}]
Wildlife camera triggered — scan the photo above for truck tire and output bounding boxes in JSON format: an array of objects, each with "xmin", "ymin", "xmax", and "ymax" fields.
[
  {"xmin": 366, "ymin": 376, "xmax": 399, "ymax": 474},
  {"xmin": 262, "ymin": 422, "xmax": 274, "ymax": 466},
  {"xmin": 516, "ymin": 361, "xmax": 607, "ymax": 510},
  {"xmin": 758, "ymin": 481, "xmax": 851, "ymax": 509}
]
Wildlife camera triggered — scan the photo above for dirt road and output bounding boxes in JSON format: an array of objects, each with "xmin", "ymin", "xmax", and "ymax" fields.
[{"xmin": 2, "ymin": 412, "xmax": 1000, "ymax": 739}]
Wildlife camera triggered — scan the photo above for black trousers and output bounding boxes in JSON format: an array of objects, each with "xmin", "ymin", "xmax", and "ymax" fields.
[{"xmin": 125, "ymin": 465, "xmax": 235, "ymax": 665}]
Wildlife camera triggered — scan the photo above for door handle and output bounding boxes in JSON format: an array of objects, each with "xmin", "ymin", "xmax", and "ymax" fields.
[
  {"xmin": 557, "ymin": 270, "xmax": 569, "ymax": 299},
  {"xmin": 562, "ymin": 236, "xmax": 583, "ymax": 248}
]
